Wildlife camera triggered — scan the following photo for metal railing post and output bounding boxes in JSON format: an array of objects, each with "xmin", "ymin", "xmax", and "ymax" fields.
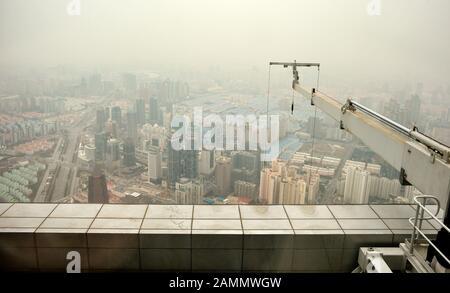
[{"xmin": 410, "ymin": 204, "xmax": 420, "ymax": 254}]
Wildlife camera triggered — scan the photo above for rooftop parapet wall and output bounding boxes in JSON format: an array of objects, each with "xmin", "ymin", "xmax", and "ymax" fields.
[{"xmin": 0, "ymin": 203, "xmax": 443, "ymax": 272}]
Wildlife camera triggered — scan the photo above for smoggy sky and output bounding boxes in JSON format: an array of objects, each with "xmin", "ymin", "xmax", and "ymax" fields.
[{"xmin": 1, "ymin": 0, "xmax": 449, "ymax": 87}]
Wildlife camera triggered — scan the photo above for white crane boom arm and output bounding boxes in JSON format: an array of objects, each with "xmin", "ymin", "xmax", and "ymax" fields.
[{"xmin": 293, "ymin": 81, "xmax": 450, "ymax": 210}]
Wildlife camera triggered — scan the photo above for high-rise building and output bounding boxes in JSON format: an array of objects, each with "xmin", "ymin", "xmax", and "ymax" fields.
[
  {"xmin": 147, "ymin": 146, "xmax": 162, "ymax": 183},
  {"xmin": 94, "ymin": 132, "xmax": 107, "ymax": 161},
  {"xmin": 127, "ymin": 110, "xmax": 138, "ymax": 144},
  {"xmin": 111, "ymin": 106, "xmax": 122, "ymax": 127},
  {"xmin": 234, "ymin": 180, "xmax": 257, "ymax": 199},
  {"xmin": 175, "ymin": 178, "xmax": 204, "ymax": 204},
  {"xmin": 135, "ymin": 98, "xmax": 146, "ymax": 125},
  {"xmin": 343, "ymin": 166, "xmax": 371, "ymax": 204},
  {"xmin": 88, "ymin": 168, "xmax": 109, "ymax": 203},
  {"xmin": 106, "ymin": 138, "xmax": 121, "ymax": 162},
  {"xmin": 259, "ymin": 160, "xmax": 314, "ymax": 204},
  {"xmin": 148, "ymin": 96, "xmax": 159, "ymax": 124},
  {"xmin": 122, "ymin": 138, "xmax": 136, "ymax": 167},
  {"xmin": 215, "ymin": 156, "xmax": 232, "ymax": 196},
  {"xmin": 231, "ymin": 151, "xmax": 260, "ymax": 185},
  {"xmin": 305, "ymin": 169, "xmax": 320, "ymax": 204},
  {"xmin": 167, "ymin": 137, "xmax": 198, "ymax": 188},
  {"xmin": 105, "ymin": 120, "xmax": 117, "ymax": 138},
  {"xmin": 141, "ymin": 124, "xmax": 166, "ymax": 151},
  {"xmin": 96, "ymin": 108, "xmax": 106, "ymax": 132},
  {"xmin": 199, "ymin": 150, "xmax": 215, "ymax": 176}
]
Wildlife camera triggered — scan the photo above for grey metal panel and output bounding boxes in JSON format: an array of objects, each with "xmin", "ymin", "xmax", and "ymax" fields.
[
  {"xmin": 338, "ymin": 219, "xmax": 388, "ymax": 230},
  {"xmin": 40, "ymin": 218, "xmax": 93, "ymax": 229},
  {"xmin": 0, "ymin": 231, "xmax": 35, "ymax": 248},
  {"xmin": 370, "ymin": 205, "xmax": 416, "ymax": 219},
  {"xmin": 90, "ymin": 218, "xmax": 142, "ymax": 229},
  {"xmin": 292, "ymin": 249, "xmax": 343, "ymax": 272},
  {"xmin": 240, "ymin": 205, "xmax": 287, "ymax": 219},
  {"xmin": 291, "ymin": 219, "xmax": 340, "ymax": 230},
  {"xmin": 383, "ymin": 219, "xmax": 434, "ymax": 230},
  {"xmin": 242, "ymin": 219, "xmax": 292, "ymax": 230},
  {"xmin": 37, "ymin": 248, "xmax": 89, "ymax": 271},
  {"xmin": 88, "ymin": 248, "xmax": 140, "ymax": 270},
  {"xmin": 193, "ymin": 205, "xmax": 240, "ymax": 219},
  {"xmin": 145, "ymin": 205, "xmax": 193, "ymax": 219},
  {"xmin": 243, "ymin": 249, "xmax": 293, "ymax": 272},
  {"xmin": 192, "ymin": 219, "xmax": 241, "ymax": 230},
  {"xmin": 391, "ymin": 229, "xmax": 437, "ymax": 244},
  {"xmin": 0, "ymin": 247, "xmax": 38, "ymax": 271},
  {"xmin": 140, "ymin": 230, "xmax": 191, "ymax": 249},
  {"xmin": 0, "ymin": 203, "xmax": 12, "ymax": 215},
  {"xmin": 244, "ymin": 232, "xmax": 293, "ymax": 249},
  {"xmin": 87, "ymin": 230, "xmax": 139, "ymax": 248},
  {"xmin": 49, "ymin": 204, "xmax": 102, "ymax": 218},
  {"xmin": 1, "ymin": 203, "xmax": 56, "ymax": 218},
  {"xmin": 192, "ymin": 231, "xmax": 242, "ymax": 249},
  {"xmin": 36, "ymin": 231, "xmax": 87, "ymax": 248},
  {"xmin": 141, "ymin": 249, "xmax": 191, "ymax": 271},
  {"xmin": 96, "ymin": 204, "xmax": 147, "ymax": 218},
  {"xmin": 0, "ymin": 217, "xmax": 44, "ymax": 229},
  {"xmin": 341, "ymin": 249, "xmax": 359, "ymax": 272},
  {"xmin": 284, "ymin": 205, "xmax": 334, "ymax": 219},
  {"xmin": 343, "ymin": 230, "xmax": 393, "ymax": 249},
  {"xmin": 192, "ymin": 249, "xmax": 242, "ymax": 271},
  {"xmin": 328, "ymin": 205, "xmax": 379, "ymax": 219},
  {"xmin": 141, "ymin": 219, "xmax": 191, "ymax": 230},
  {"xmin": 294, "ymin": 230, "xmax": 344, "ymax": 249}
]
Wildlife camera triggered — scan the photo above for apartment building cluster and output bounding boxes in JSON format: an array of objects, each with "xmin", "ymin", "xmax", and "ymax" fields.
[{"xmin": 259, "ymin": 160, "xmax": 320, "ymax": 204}]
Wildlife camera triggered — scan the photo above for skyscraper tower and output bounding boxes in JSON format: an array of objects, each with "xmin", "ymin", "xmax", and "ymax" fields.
[
  {"xmin": 94, "ymin": 132, "xmax": 107, "ymax": 161},
  {"xmin": 107, "ymin": 138, "xmax": 121, "ymax": 162},
  {"xmin": 88, "ymin": 167, "xmax": 109, "ymax": 203},
  {"xmin": 215, "ymin": 156, "xmax": 232, "ymax": 196},
  {"xmin": 167, "ymin": 137, "xmax": 198, "ymax": 188},
  {"xmin": 96, "ymin": 108, "xmax": 106, "ymax": 132},
  {"xmin": 199, "ymin": 150, "xmax": 215, "ymax": 176},
  {"xmin": 343, "ymin": 167, "xmax": 371, "ymax": 204},
  {"xmin": 111, "ymin": 106, "xmax": 122, "ymax": 127},
  {"xmin": 147, "ymin": 146, "xmax": 162, "ymax": 183},
  {"xmin": 127, "ymin": 110, "xmax": 138, "ymax": 144},
  {"xmin": 135, "ymin": 98, "xmax": 146, "ymax": 125},
  {"xmin": 122, "ymin": 138, "xmax": 136, "ymax": 167},
  {"xmin": 148, "ymin": 96, "xmax": 159, "ymax": 124}
]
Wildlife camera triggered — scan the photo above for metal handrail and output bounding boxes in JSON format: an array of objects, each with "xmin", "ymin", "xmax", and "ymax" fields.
[{"xmin": 408, "ymin": 195, "xmax": 450, "ymax": 266}]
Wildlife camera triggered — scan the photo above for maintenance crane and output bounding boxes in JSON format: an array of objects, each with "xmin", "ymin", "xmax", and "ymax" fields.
[{"xmin": 272, "ymin": 61, "xmax": 450, "ymax": 273}]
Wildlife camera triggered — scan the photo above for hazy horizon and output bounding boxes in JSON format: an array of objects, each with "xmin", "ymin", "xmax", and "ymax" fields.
[{"xmin": 1, "ymin": 0, "xmax": 450, "ymax": 88}]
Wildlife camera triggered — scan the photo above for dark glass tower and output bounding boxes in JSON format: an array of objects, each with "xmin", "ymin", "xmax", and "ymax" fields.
[
  {"xmin": 88, "ymin": 168, "xmax": 109, "ymax": 203},
  {"xmin": 111, "ymin": 106, "xmax": 122, "ymax": 127},
  {"xmin": 167, "ymin": 137, "xmax": 198, "ymax": 188},
  {"xmin": 122, "ymin": 137, "xmax": 136, "ymax": 167}
]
